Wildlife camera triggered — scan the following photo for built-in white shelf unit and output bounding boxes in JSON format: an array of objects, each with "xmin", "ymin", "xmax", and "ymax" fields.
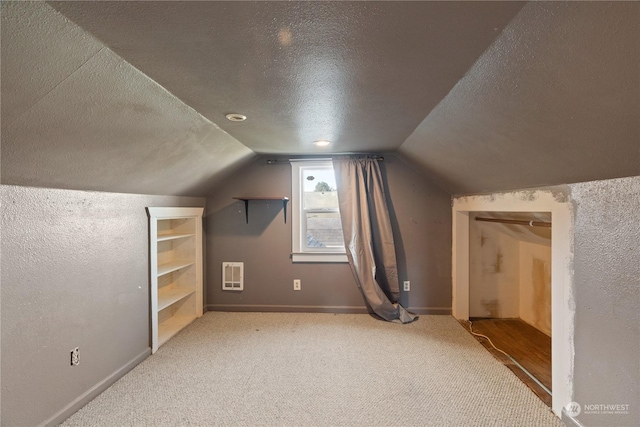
[{"xmin": 147, "ymin": 207, "xmax": 204, "ymax": 353}]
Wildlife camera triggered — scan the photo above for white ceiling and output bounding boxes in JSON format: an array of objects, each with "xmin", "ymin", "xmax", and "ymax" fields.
[{"xmin": 1, "ymin": 1, "xmax": 638, "ymax": 196}]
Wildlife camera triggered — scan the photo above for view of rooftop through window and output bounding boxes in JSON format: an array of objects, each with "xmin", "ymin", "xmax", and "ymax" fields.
[{"xmin": 303, "ymin": 168, "xmax": 343, "ymax": 249}]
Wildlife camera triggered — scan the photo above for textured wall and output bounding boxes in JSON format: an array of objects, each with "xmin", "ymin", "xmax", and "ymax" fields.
[
  {"xmin": 568, "ymin": 176, "xmax": 639, "ymax": 426},
  {"xmin": 205, "ymin": 154, "xmax": 452, "ymax": 314},
  {"xmin": 0, "ymin": 185, "xmax": 204, "ymax": 426}
]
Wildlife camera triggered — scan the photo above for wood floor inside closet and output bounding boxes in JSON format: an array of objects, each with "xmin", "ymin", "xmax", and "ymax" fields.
[{"xmin": 460, "ymin": 318, "xmax": 552, "ymax": 407}]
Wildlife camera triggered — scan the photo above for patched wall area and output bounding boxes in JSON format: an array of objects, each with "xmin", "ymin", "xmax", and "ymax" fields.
[
  {"xmin": 519, "ymin": 242, "xmax": 552, "ymax": 336},
  {"xmin": 469, "ymin": 217, "xmax": 521, "ymax": 319},
  {"xmin": 469, "ymin": 212, "xmax": 552, "ymax": 336},
  {"xmin": 452, "ymin": 189, "xmax": 572, "ymax": 417}
]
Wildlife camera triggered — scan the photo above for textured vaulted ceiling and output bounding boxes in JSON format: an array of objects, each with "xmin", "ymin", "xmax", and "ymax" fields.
[
  {"xmin": 49, "ymin": 1, "xmax": 523, "ymax": 155},
  {"xmin": 400, "ymin": 1, "xmax": 640, "ymax": 194},
  {"xmin": 1, "ymin": 2, "xmax": 255, "ymax": 197},
  {"xmin": 2, "ymin": 1, "xmax": 639, "ymax": 196}
]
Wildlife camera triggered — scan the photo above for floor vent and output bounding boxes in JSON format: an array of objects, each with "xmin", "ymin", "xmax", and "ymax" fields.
[{"xmin": 222, "ymin": 262, "xmax": 243, "ymax": 291}]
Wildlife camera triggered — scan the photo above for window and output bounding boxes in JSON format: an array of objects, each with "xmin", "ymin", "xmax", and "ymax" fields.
[{"xmin": 291, "ymin": 160, "xmax": 347, "ymax": 263}]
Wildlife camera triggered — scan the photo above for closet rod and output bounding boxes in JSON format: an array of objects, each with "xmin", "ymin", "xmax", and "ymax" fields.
[{"xmin": 475, "ymin": 217, "xmax": 551, "ymax": 228}]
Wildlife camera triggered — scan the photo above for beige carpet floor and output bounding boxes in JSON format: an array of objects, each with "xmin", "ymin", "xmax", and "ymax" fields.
[{"xmin": 62, "ymin": 312, "xmax": 563, "ymax": 426}]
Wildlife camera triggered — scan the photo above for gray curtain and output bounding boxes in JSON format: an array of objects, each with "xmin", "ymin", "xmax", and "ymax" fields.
[{"xmin": 333, "ymin": 156, "xmax": 418, "ymax": 324}]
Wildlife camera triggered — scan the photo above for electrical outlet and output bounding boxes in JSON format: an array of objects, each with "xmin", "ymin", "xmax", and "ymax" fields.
[
  {"xmin": 293, "ymin": 279, "xmax": 301, "ymax": 291},
  {"xmin": 70, "ymin": 347, "xmax": 79, "ymax": 366},
  {"xmin": 403, "ymin": 281, "xmax": 410, "ymax": 291}
]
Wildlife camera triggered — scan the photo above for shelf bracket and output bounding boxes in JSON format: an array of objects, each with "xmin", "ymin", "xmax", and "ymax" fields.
[
  {"xmin": 282, "ymin": 198, "xmax": 289, "ymax": 224},
  {"xmin": 235, "ymin": 197, "xmax": 289, "ymax": 224},
  {"xmin": 242, "ymin": 199, "xmax": 249, "ymax": 224}
]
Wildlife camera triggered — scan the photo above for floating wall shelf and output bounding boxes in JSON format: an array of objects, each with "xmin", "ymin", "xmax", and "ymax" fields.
[{"xmin": 233, "ymin": 197, "xmax": 289, "ymax": 224}]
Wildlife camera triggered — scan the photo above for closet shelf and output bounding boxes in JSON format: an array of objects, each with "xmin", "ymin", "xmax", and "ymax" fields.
[
  {"xmin": 157, "ymin": 232, "xmax": 195, "ymax": 242},
  {"xmin": 158, "ymin": 315, "xmax": 196, "ymax": 347},
  {"xmin": 157, "ymin": 259, "xmax": 195, "ymax": 277},
  {"xmin": 233, "ymin": 197, "xmax": 289, "ymax": 224},
  {"xmin": 157, "ymin": 287, "xmax": 196, "ymax": 311}
]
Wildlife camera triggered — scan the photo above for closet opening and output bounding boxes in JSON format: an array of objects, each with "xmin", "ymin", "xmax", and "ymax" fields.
[
  {"xmin": 452, "ymin": 191, "xmax": 574, "ymax": 418},
  {"xmin": 462, "ymin": 211, "xmax": 552, "ymax": 405}
]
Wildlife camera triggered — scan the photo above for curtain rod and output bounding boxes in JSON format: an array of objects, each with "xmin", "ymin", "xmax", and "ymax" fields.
[
  {"xmin": 475, "ymin": 217, "xmax": 552, "ymax": 228},
  {"xmin": 268, "ymin": 155, "xmax": 384, "ymax": 164}
]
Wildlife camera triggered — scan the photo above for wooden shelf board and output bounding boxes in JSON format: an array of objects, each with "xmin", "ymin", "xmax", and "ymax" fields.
[
  {"xmin": 157, "ymin": 259, "xmax": 195, "ymax": 276},
  {"xmin": 158, "ymin": 315, "xmax": 196, "ymax": 347},
  {"xmin": 157, "ymin": 232, "xmax": 195, "ymax": 242},
  {"xmin": 233, "ymin": 197, "xmax": 290, "ymax": 224},
  {"xmin": 233, "ymin": 196, "xmax": 289, "ymax": 201},
  {"xmin": 157, "ymin": 287, "xmax": 195, "ymax": 311}
]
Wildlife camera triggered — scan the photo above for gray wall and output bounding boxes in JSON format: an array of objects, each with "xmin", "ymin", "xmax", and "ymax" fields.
[
  {"xmin": 568, "ymin": 176, "xmax": 639, "ymax": 426},
  {"xmin": 205, "ymin": 154, "xmax": 452, "ymax": 314},
  {"xmin": 0, "ymin": 185, "xmax": 204, "ymax": 426}
]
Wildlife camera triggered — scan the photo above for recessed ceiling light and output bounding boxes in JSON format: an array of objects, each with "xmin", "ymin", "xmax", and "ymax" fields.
[
  {"xmin": 225, "ymin": 113, "xmax": 247, "ymax": 122},
  {"xmin": 313, "ymin": 140, "xmax": 331, "ymax": 147}
]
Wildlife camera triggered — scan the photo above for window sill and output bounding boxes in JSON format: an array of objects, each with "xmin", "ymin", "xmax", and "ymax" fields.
[{"xmin": 292, "ymin": 253, "xmax": 349, "ymax": 263}]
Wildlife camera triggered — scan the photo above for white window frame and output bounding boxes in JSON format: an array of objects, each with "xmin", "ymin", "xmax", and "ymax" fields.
[{"xmin": 290, "ymin": 159, "xmax": 348, "ymax": 263}]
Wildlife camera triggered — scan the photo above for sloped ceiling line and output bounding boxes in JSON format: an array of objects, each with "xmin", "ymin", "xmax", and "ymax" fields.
[
  {"xmin": 399, "ymin": 1, "xmax": 640, "ymax": 195},
  {"xmin": 5, "ymin": 46, "xmax": 107, "ymax": 130},
  {"xmin": 1, "ymin": 2, "xmax": 256, "ymax": 197},
  {"xmin": 49, "ymin": 0, "xmax": 525, "ymax": 154}
]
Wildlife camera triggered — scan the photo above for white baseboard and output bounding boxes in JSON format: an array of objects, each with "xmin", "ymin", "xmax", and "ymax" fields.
[
  {"xmin": 561, "ymin": 408, "xmax": 585, "ymax": 427},
  {"xmin": 42, "ymin": 348, "xmax": 150, "ymax": 427}
]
